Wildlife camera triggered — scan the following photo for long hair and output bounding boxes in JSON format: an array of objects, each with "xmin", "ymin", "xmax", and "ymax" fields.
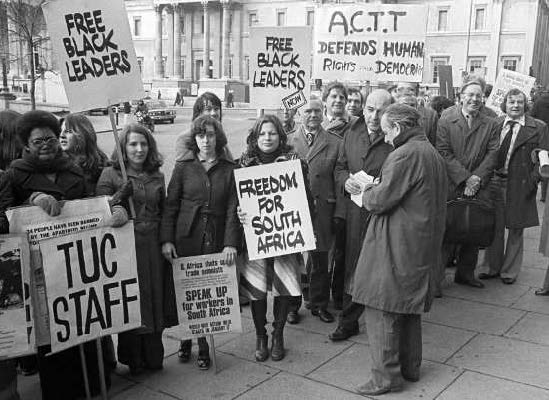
[
  {"xmin": 192, "ymin": 92, "xmax": 223, "ymax": 121},
  {"xmin": 0, "ymin": 110, "xmax": 22, "ymax": 170},
  {"xmin": 61, "ymin": 113, "xmax": 109, "ymax": 173},
  {"xmin": 111, "ymin": 123, "xmax": 163, "ymax": 172},
  {"xmin": 245, "ymin": 115, "xmax": 292, "ymax": 156},
  {"xmin": 185, "ymin": 115, "xmax": 228, "ymax": 156}
]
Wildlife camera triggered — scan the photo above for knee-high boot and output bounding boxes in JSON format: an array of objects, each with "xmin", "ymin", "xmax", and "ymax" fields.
[
  {"xmin": 271, "ymin": 296, "xmax": 290, "ymax": 361},
  {"xmin": 251, "ymin": 299, "xmax": 269, "ymax": 361}
]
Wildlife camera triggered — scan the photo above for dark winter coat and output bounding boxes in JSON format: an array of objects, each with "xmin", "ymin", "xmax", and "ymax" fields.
[
  {"xmin": 287, "ymin": 125, "xmax": 342, "ymax": 252},
  {"xmin": 352, "ymin": 128, "xmax": 448, "ymax": 314},
  {"xmin": 436, "ymin": 106, "xmax": 500, "ymax": 198},
  {"xmin": 334, "ymin": 116, "xmax": 393, "ymax": 293},
  {"xmin": 498, "ymin": 115, "xmax": 549, "ymax": 228},
  {"xmin": 160, "ymin": 152, "xmax": 239, "ymax": 257},
  {"xmin": 531, "ymin": 93, "xmax": 549, "ymax": 125},
  {"xmin": 419, "ymin": 105, "xmax": 438, "ymax": 146}
]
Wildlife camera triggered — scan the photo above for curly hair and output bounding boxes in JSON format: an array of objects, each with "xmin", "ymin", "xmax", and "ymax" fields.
[
  {"xmin": 500, "ymin": 88, "xmax": 530, "ymax": 114},
  {"xmin": 322, "ymin": 81, "xmax": 348, "ymax": 102},
  {"xmin": 192, "ymin": 92, "xmax": 223, "ymax": 121},
  {"xmin": 111, "ymin": 123, "xmax": 163, "ymax": 172},
  {"xmin": 16, "ymin": 110, "xmax": 60, "ymax": 146},
  {"xmin": 245, "ymin": 115, "xmax": 292, "ymax": 156},
  {"xmin": 0, "ymin": 110, "xmax": 22, "ymax": 170},
  {"xmin": 185, "ymin": 115, "xmax": 228, "ymax": 156},
  {"xmin": 60, "ymin": 113, "xmax": 109, "ymax": 174}
]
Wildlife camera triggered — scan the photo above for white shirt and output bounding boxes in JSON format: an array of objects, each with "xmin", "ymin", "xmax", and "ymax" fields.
[{"xmin": 501, "ymin": 114, "xmax": 526, "ymax": 172}]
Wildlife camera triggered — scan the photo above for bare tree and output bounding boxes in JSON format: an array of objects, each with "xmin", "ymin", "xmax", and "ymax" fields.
[{"xmin": 5, "ymin": 0, "xmax": 48, "ymax": 109}]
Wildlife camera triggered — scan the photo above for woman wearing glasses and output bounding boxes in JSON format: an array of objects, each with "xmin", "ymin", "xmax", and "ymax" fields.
[{"xmin": 0, "ymin": 110, "xmax": 111, "ymax": 399}]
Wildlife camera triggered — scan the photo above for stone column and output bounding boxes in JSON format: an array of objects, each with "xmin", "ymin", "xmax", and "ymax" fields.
[
  {"xmin": 233, "ymin": 7, "xmax": 242, "ymax": 79},
  {"xmin": 201, "ymin": 0, "xmax": 210, "ymax": 79},
  {"xmin": 221, "ymin": 0, "xmax": 231, "ymax": 78},
  {"xmin": 174, "ymin": 4, "xmax": 182, "ymax": 79},
  {"xmin": 185, "ymin": 9, "xmax": 193, "ymax": 80},
  {"xmin": 154, "ymin": 5, "xmax": 164, "ymax": 78},
  {"xmin": 166, "ymin": 5, "xmax": 174, "ymax": 77}
]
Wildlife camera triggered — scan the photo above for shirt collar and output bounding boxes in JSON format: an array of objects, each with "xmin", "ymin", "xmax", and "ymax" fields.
[
  {"xmin": 461, "ymin": 108, "xmax": 479, "ymax": 121},
  {"xmin": 504, "ymin": 114, "xmax": 526, "ymax": 127}
]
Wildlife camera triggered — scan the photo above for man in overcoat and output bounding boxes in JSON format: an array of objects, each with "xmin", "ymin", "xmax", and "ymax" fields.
[
  {"xmin": 287, "ymin": 97, "xmax": 342, "ymax": 323},
  {"xmin": 329, "ymin": 89, "xmax": 393, "ymax": 341},
  {"xmin": 436, "ymin": 79, "xmax": 500, "ymax": 289},
  {"xmin": 353, "ymin": 104, "xmax": 448, "ymax": 396},
  {"xmin": 479, "ymin": 88, "xmax": 549, "ymax": 284}
]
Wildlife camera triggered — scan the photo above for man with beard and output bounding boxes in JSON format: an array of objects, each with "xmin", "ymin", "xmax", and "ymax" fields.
[{"xmin": 329, "ymin": 89, "xmax": 393, "ymax": 341}]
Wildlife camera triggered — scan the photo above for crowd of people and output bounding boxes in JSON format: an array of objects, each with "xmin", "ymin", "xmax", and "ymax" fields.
[{"xmin": 1, "ymin": 78, "xmax": 549, "ymax": 398}]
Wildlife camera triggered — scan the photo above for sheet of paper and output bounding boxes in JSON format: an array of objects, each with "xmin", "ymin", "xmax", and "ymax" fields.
[{"xmin": 350, "ymin": 171, "xmax": 375, "ymax": 207}]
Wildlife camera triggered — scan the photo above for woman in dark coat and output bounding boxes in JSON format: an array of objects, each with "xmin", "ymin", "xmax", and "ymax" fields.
[
  {"xmin": 96, "ymin": 123, "xmax": 176, "ymax": 375},
  {"xmin": 0, "ymin": 110, "xmax": 111, "ymax": 400},
  {"xmin": 237, "ymin": 115, "xmax": 310, "ymax": 362},
  {"xmin": 161, "ymin": 115, "xmax": 239, "ymax": 370}
]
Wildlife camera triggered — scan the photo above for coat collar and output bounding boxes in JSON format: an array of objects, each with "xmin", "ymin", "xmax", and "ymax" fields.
[
  {"xmin": 179, "ymin": 149, "xmax": 235, "ymax": 165},
  {"xmin": 297, "ymin": 125, "xmax": 329, "ymax": 161}
]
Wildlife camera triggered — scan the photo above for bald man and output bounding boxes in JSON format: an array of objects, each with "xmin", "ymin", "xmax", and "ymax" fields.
[{"xmin": 330, "ymin": 90, "xmax": 394, "ymax": 341}]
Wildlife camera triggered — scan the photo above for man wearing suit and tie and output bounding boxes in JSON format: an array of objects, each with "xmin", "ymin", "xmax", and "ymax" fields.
[
  {"xmin": 287, "ymin": 97, "xmax": 342, "ymax": 324},
  {"xmin": 479, "ymin": 88, "xmax": 549, "ymax": 284}
]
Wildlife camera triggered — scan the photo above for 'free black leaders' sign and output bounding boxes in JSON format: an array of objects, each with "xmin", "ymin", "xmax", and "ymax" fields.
[
  {"xmin": 249, "ymin": 27, "xmax": 311, "ymax": 109},
  {"xmin": 234, "ymin": 160, "xmax": 316, "ymax": 260},
  {"xmin": 42, "ymin": 0, "xmax": 144, "ymax": 113}
]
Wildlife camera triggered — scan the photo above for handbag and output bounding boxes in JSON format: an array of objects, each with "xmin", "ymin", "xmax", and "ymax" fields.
[{"xmin": 444, "ymin": 196, "xmax": 495, "ymax": 247}]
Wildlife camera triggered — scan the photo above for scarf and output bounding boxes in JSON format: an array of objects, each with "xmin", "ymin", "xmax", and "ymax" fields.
[{"xmin": 14, "ymin": 148, "xmax": 76, "ymax": 174}]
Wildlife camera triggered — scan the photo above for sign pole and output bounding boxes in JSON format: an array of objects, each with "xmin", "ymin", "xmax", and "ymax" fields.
[
  {"xmin": 96, "ymin": 338, "xmax": 108, "ymax": 400},
  {"xmin": 210, "ymin": 334, "xmax": 218, "ymax": 374},
  {"xmin": 107, "ymin": 105, "xmax": 136, "ymax": 219},
  {"xmin": 79, "ymin": 344, "xmax": 92, "ymax": 400}
]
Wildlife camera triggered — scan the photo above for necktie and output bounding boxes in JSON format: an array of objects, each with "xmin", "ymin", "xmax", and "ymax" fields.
[
  {"xmin": 306, "ymin": 132, "xmax": 315, "ymax": 146},
  {"xmin": 466, "ymin": 114, "xmax": 473, "ymax": 129},
  {"xmin": 498, "ymin": 121, "xmax": 517, "ymax": 171}
]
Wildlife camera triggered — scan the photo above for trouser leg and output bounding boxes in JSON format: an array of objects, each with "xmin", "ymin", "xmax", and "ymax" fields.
[
  {"xmin": 309, "ymin": 251, "xmax": 330, "ymax": 311},
  {"xmin": 338, "ymin": 293, "xmax": 365, "ymax": 331},
  {"xmin": 483, "ymin": 178, "xmax": 506, "ymax": 274},
  {"xmin": 331, "ymin": 222, "xmax": 346, "ymax": 304},
  {"xmin": 143, "ymin": 332, "xmax": 165, "ymax": 369},
  {"xmin": 273, "ymin": 296, "xmax": 291, "ymax": 333},
  {"xmin": 455, "ymin": 245, "xmax": 480, "ymax": 280},
  {"xmin": 542, "ymin": 179, "xmax": 548, "ymax": 201},
  {"xmin": 399, "ymin": 314, "xmax": 422, "ymax": 381},
  {"xmin": 542, "ymin": 261, "xmax": 549, "ymax": 290},
  {"xmin": 364, "ymin": 307, "xmax": 403, "ymax": 389},
  {"xmin": 500, "ymin": 228, "xmax": 524, "ymax": 280},
  {"xmin": 251, "ymin": 299, "xmax": 268, "ymax": 336}
]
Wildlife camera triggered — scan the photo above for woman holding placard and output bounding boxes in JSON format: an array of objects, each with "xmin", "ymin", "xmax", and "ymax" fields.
[
  {"xmin": 161, "ymin": 115, "xmax": 239, "ymax": 370},
  {"xmin": 237, "ymin": 115, "xmax": 311, "ymax": 362},
  {"xmin": 96, "ymin": 123, "xmax": 178, "ymax": 375}
]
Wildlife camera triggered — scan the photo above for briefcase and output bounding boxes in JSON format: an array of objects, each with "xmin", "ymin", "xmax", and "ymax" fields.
[{"xmin": 444, "ymin": 197, "xmax": 495, "ymax": 247}]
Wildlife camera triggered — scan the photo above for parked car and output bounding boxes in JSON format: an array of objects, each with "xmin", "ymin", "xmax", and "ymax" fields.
[{"xmin": 146, "ymin": 100, "xmax": 176, "ymax": 124}]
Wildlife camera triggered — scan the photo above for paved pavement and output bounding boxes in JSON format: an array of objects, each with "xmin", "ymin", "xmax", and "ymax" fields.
[{"xmin": 16, "ymin": 198, "xmax": 549, "ymax": 399}]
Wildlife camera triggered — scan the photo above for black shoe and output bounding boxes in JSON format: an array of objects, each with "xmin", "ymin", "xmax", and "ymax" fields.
[
  {"xmin": 255, "ymin": 335, "xmax": 269, "ymax": 362},
  {"xmin": 271, "ymin": 333, "xmax": 285, "ymax": 361},
  {"xmin": 329, "ymin": 325, "xmax": 359, "ymax": 341},
  {"xmin": 311, "ymin": 308, "xmax": 335, "ymax": 323},
  {"xmin": 535, "ymin": 288, "xmax": 549, "ymax": 296},
  {"xmin": 178, "ymin": 340, "xmax": 192, "ymax": 363},
  {"xmin": 287, "ymin": 310, "xmax": 300, "ymax": 324},
  {"xmin": 454, "ymin": 275, "xmax": 485, "ymax": 288},
  {"xmin": 197, "ymin": 342, "xmax": 211, "ymax": 370},
  {"xmin": 501, "ymin": 277, "xmax": 516, "ymax": 285},
  {"xmin": 478, "ymin": 272, "xmax": 500, "ymax": 280}
]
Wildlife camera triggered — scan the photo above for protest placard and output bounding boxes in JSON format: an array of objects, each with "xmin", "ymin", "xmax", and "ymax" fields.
[
  {"xmin": 234, "ymin": 159, "xmax": 316, "ymax": 260},
  {"xmin": 42, "ymin": 0, "xmax": 144, "ymax": 112},
  {"xmin": 0, "ymin": 234, "xmax": 32, "ymax": 360},
  {"xmin": 7, "ymin": 197, "xmax": 112, "ymax": 346},
  {"xmin": 313, "ymin": 5, "xmax": 427, "ymax": 82},
  {"xmin": 486, "ymin": 69, "xmax": 536, "ymax": 115},
  {"xmin": 172, "ymin": 253, "xmax": 241, "ymax": 338},
  {"xmin": 39, "ymin": 223, "xmax": 140, "ymax": 354},
  {"xmin": 250, "ymin": 27, "xmax": 312, "ymax": 109}
]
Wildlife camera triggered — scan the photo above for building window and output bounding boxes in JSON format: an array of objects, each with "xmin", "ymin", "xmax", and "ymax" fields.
[
  {"xmin": 437, "ymin": 9, "xmax": 448, "ymax": 31},
  {"xmin": 162, "ymin": 14, "xmax": 166, "ymax": 36},
  {"xmin": 306, "ymin": 10, "xmax": 314, "ymax": 26},
  {"xmin": 179, "ymin": 16, "xmax": 185, "ymax": 35},
  {"xmin": 248, "ymin": 12, "xmax": 257, "ymax": 28},
  {"xmin": 431, "ymin": 56, "xmax": 449, "ymax": 83},
  {"xmin": 474, "ymin": 7, "xmax": 485, "ymax": 30},
  {"xmin": 228, "ymin": 13, "xmax": 233, "ymax": 33},
  {"xmin": 137, "ymin": 57, "xmax": 143, "ymax": 74},
  {"xmin": 502, "ymin": 57, "xmax": 520, "ymax": 72},
  {"xmin": 468, "ymin": 57, "xmax": 485, "ymax": 74},
  {"xmin": 244, "ymin": 56, "xmax": 250, "ymax": 80},
  {"xmin": 201, "ymin": 15, "xmax": 204, "ymax": 34},
  {"xmin": 276, "ymin": 10, "xmax": 286, "ymax": 27},
  {"xmin": 228, "ymin": 57, "xmax": 233, "ymax": 78},
  {"xmin": 133, "ymin": 17, "xmax": 142, "ymax": 36}
]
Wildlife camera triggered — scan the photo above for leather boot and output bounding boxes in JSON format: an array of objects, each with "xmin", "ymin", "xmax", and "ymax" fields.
[
  {"xmin": 271, "ymin": 331, "xmax": 285, "ymax": 361},
  {"xmin": 255, "ymin": 335, "xmax": 269, "ymax": 361}
]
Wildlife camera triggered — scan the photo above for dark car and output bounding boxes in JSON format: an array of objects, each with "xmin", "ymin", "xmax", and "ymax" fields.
[{"xmin": 146, "ymin": 100, "xmax": 176, "ymax": 124}]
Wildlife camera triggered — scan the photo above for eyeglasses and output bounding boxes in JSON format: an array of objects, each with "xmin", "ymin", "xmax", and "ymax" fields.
[{"xmin": 29, "ymin": 137, "xmax": 58, "ymax": 146}]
